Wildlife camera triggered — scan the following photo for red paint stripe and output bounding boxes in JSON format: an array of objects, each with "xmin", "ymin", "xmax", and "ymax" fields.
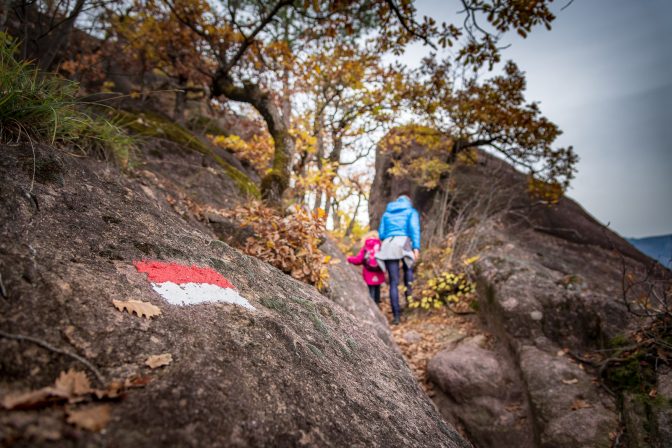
[{"xmin": 134, "ymin": 260, "xmax": 235, "ymax": 289}]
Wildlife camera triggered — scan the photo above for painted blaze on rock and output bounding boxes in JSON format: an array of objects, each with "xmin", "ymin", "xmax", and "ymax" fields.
[{"xmin": 134, "ymin": 260, "xmax": 255, "ymax": 310}]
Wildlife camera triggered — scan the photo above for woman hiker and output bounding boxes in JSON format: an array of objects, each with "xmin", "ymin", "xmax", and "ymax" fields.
[
  {"xmin": 347, "ymin": 231, "xmax": 385, "ymax": 304},
  {"xmin": 376, "ymin": 193, "xmax": 421, "ymax": 325}
]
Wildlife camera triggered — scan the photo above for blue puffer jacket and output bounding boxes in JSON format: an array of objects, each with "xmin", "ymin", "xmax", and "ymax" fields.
[{"xmin": 378, "ymin": 197, "xmax": 421, "ymax": 250}]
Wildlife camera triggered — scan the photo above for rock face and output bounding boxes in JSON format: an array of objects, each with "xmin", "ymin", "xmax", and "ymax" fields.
[
  {"xmin": 427, "ymin": 336, "xmax": 534, "ymax": 448},
  {"xmin": 320, "ymin": 238, "xmax": 397, "ymax": 351},
  {"xmin": 0, "ymin": 143, "xmax": 470, "ymax": 447},
  {"xmin": 369, "ymin": 141, "xmax": 666, "ymax": 447}
]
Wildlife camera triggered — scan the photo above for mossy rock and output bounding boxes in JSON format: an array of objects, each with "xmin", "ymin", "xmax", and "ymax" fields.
[
  {"xmin": 114, "ymin": 109, "xmax": 259, "ymax": 198},
  {"xmin": 187, "ymin": 114, "xmax": 228, "ymax": 136}
]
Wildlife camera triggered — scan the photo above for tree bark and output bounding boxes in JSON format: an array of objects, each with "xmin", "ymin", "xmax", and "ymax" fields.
[
  {"xmin": 344, "ymin": 192, "xmax": 362, "ymax": 237},
  {"xmin": 212, "ymin": 73, "xmax": 293, "ymax": 205},
  {"xmin": 36, "ymin": 0, "xmax": 86, "ymax": 70},
  {"xmin": 173, "ymin": 76, "xmax": 188, "ymax": 125},
  {"xmin": 312, "ymin": 110, "xmax": 325, "ymax": 211}
]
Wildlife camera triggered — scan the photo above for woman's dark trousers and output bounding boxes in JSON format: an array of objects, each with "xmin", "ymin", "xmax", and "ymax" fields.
[{"xmin": 385, "ymin": 259, "xmax": 413, "ymax": 318}]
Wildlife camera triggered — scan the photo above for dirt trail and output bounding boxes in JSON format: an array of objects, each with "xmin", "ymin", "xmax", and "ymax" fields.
[{"xmin": 376, "ymin": 290, "xmax": 483, "ymax": 395}]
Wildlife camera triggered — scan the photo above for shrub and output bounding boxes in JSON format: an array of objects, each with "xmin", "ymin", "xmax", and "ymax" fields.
[
  {"xmin": 410, "ymin": 243, "xmax": 479, "ymax": 311},
  {"xmin": 412, "ymin": 271, "xmax": 476, "ymax": 310},
  {"xmin": 224, "ymin": 202, "xmax": 330, "ymax": 290},
  {"xmin": 0, "ymin": 32, "xmax": 134, "ymax": 167}
]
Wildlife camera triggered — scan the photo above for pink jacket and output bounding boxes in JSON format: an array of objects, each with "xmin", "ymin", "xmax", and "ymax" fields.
[{"xmin": 347, "ymin": 238, "xmax": 385, "ymax": 286}]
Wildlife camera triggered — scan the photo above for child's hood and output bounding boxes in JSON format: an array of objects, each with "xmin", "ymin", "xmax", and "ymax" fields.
[{"xmin": 364, "ymin": 238, "xmax": 381, "ymax": 251}]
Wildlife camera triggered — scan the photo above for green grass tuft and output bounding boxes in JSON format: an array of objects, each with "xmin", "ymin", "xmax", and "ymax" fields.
[{"xmin": 0, "ymin": 32, "xmax": 134, "ymax": 167}]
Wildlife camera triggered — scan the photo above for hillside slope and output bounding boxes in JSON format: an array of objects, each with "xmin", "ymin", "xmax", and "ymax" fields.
[
  {"xmin": 370, "ymin": 143, "xmax": 671, "ymax": 447},
  {"xmin": 0, "ymin": 139, "xmax": 470, "ymax": 447}
]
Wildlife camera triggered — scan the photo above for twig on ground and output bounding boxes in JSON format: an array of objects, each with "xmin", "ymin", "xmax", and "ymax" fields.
[
  {"xmin": 0, "ymin": 330, "xmax": 105, "ymax": 385},
  {"xmin": 0, "ymin": 273, "xmax": 7, "ymax": 298}
]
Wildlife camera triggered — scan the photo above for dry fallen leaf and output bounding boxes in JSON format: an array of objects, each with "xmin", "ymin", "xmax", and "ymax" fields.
[
  {"xmin": 2, "ymin": 369, "xmax": 92, "ymax": 409},
  {"xmin": 53, "ymin": 369, "xmax": 92, "ymax": 399},
  {"xmin": 125, "ymin": 375, "xmax": 152, "ymax": 388},
  {"xmin": 1, "ymin": 389, "xmax": 53, "ymax": 410},
  {"xmin": 93, "ymin": 380, "xmax": 124, "ymax": 400},
  {"xmin": 145, "ymin": 353, "xmax": 173, "ymax": 369},
  {"xmin": 571, "ymin": 399, "xmax": 592, "ymax": 410},
  {"xmin": 66, "ymin": 404, "xmax": 111, "ymax": 432},
  {"xmin": 562, "ymin": 378, "xmax": 578, "ymax": 385},
  {"xmin": 113, "ymin": 299, "xmax": 161, "ymax": 319}
]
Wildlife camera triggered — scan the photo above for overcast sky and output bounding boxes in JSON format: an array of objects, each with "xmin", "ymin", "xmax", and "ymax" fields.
[{"xmin": 401, "ymin": 0, "xmax": 672, "ymax": 238}]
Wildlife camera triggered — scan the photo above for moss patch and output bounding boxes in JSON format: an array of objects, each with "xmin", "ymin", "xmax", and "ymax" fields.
[
  {"xmin": 604, "ymin": 352, "xmax": 656, "ymax": 394},
  {"xmin": 290, "ymin": 297, "xmax": 317, "ymax": 311},
  {"xmin": 114, "ymin": 109, "xmax": 259, "ymax": 198},
  {"xmin": 309, "ymin": 311, "xmax": 329, "ymax": 336},
  {"xmin": 187, "ymin": 114, "xmax": 227, "ymax": 136},
  {"xmin": 306, "ymin": 343, "xmax": 324, "ymax": 358},
  {"xmin": 260, "ymin": 297, "xmax": 291, "ymax": 314},
  {"xmin": 608, "ymin": 334, "xmax": 631, "ymax": 349}
]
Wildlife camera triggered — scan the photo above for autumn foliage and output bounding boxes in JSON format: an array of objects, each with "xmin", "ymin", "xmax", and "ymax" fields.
[{"xmin": 226, "ymin": 202, "xmax": 330, "ymax": 290}]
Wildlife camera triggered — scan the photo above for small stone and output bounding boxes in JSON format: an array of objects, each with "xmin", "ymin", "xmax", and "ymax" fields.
[
  {"xmin": 530, "ymin": 311, "xmax": 543, "ymax": 321},
  {"xmin": 403, "ymin": 331, "xmax": 422, "ymax": 344}
]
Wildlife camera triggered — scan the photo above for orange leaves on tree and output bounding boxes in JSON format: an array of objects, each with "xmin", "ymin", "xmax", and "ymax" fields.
[
  {"xmin": 528, "ymin": 176, "xmax": 564, "ymax": 205},
  {"xmin": 209, "ymin": 133, "xmax": 273, "ymax": 174}
]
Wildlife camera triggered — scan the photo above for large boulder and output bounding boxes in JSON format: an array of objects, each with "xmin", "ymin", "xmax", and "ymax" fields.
[
  {"xmin": 369, "ymin": 131, "xmax": 663, "ymax": 447},
  {"xmin": 0, "ymin": 144, "xmax": 470, "ymax": 447},
  {"xmin": 427, "ymin": 336, "xmax": 533, "ymax": 448}
]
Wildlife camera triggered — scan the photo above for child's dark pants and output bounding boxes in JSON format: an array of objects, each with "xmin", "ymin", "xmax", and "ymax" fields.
[
  {"xmin": 368, "ymin": 285, "xmax": 381, "ymax": 304},
  {"xmin": 385, "ymin": 259, "xmax": 413, "ymax": 319}
]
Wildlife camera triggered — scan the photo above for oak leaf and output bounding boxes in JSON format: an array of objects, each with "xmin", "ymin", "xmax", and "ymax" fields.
[
  {"xmin": 113, "ymin": 299, "xmax": 161, "ymax": 318},
  {"xmin": 1, "ymin": 369, "xmax": 92, "ymax": 409},
  {"xmin": 93, "ymin": 380, "xmax": 125, "ymax": 400},
  {"xmin": 1, "ymin": 389, "xmax": 53, "ymax": 410},
  {"xmin": 54, "ymin": 368, "xmax": 92, "ymax": 399},
  {"xmin": 66, "ymin": 404, "xmax": 111, "ymax": 432},
  {"xmin": 145, "ymin": 353, "xmax": 173, "ymax": 369}
]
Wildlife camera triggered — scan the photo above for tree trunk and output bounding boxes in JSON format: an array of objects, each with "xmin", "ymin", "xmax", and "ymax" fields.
[
  {"xmin": 212, "ymin": 73, "xmax": 293, "ymax": 205},
  {"xmin": 312, "ymin": 111, "xmax": 325, "ymax": 211},
  {"xmin": 174, "ymin": 76, "xmax": 188, "ymax": 125},
  {"xmin": 322, "ymin": 134, "xmax": 343, "ymax": 220},
  {"xmin": 344, "ymin": 193, "xmax": 362, "ymax": 237},
  {"xmin": 37, "ymin": 0, "xmax": 86, "ymax": 70}
]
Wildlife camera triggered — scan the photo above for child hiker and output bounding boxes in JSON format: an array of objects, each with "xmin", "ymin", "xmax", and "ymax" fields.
[{"xmin": 347, "ymin": 231, "xmax": 385, "ymax": 304}]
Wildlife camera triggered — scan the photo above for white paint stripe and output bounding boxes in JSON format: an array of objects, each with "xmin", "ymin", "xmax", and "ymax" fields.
[{"xmin": 151, "ymin": 282, "xmax": 255, "ymax": 310}]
